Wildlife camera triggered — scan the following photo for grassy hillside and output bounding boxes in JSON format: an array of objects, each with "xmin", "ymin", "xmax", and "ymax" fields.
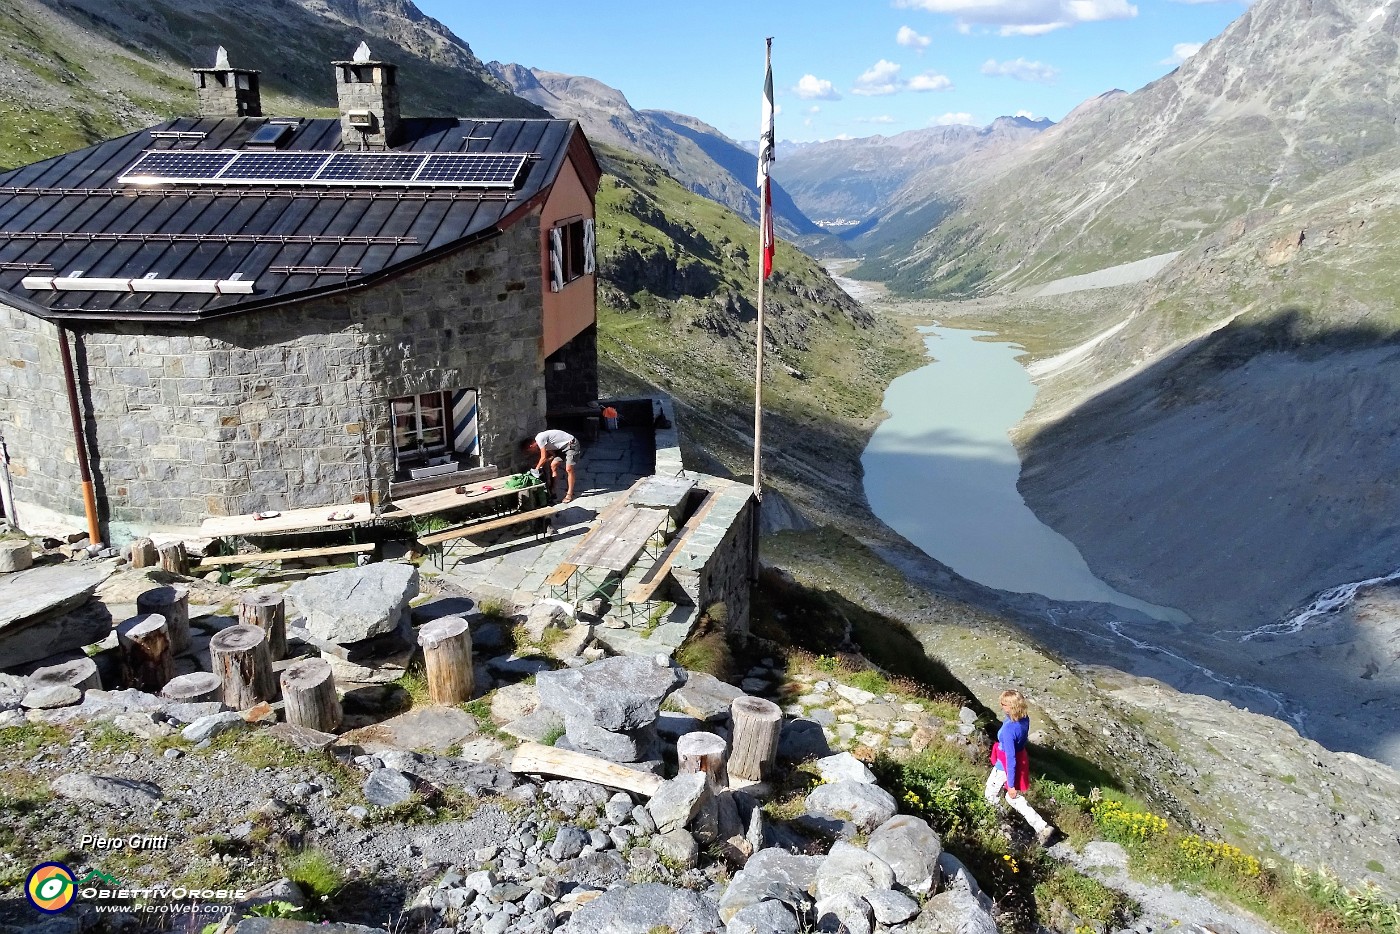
[{"xmin": 592, "ymin": 143, "xmax": 923, "ymax": 524}]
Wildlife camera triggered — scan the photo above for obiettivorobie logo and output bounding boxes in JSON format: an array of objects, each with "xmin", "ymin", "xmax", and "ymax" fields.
[
  {"xmin": 25, "ymin": 860, "xmax": 244, "ymax": 917},
  {"xmin": 25, "ymin": 864, "xmax": 121, "ymax": 913}
]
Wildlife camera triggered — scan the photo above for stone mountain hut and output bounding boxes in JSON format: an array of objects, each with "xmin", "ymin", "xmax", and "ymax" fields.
[{"xmin": 0, "ymin": 45, "xmax": 602, "ymax": 541}]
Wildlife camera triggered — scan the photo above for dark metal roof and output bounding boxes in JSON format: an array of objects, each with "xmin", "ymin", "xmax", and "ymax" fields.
[{"xmin": 0, "ymin": 117, "xmax": 588, "ymax": 322}]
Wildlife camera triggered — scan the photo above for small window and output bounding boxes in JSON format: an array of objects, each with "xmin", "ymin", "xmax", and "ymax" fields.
[
  {"xmin": 391, "ymin": 391, "xmax": 448, "ymax": 463},
  {"xmin": 548, "ymin": 218, "xmax": 596, "ymax": 292}
]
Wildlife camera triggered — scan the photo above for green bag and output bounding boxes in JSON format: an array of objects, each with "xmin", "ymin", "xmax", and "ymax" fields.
[{"xmin": 503, "ymin": 473, "xmax": 533, "ymax": 489}]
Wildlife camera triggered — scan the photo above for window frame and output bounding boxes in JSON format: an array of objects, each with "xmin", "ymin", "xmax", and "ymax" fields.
[{"xmin": 390, "ymin": 391, "xmax": 450, "ymax": 466}]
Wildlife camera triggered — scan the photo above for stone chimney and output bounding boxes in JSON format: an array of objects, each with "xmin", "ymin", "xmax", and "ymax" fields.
[
  {"xmin": 191, "ymin": 47, "xmax": 262, "ymax": 118},
  {"xmin": 333, "ymin": 42, "xmax": 400, "ymax": 149}
]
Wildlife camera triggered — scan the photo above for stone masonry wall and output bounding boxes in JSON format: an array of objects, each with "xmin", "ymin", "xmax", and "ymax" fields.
[
  {"xmin": 0, "ymin": 215, "xmax": 546, "ymax": 539},
  {"xmin": 543, "ymin": 322, "xmax": 599, "ymax": 412},
  {"xmin": 670, "ymin": 479, "xmax": 755, "ymax": 637}
]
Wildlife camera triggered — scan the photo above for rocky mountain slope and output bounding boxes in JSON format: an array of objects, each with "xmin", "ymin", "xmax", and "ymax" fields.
[
  {"xmin": 0, "ymin": 0, "xmax": 540, "ymax": 169},
  {"xmin": 485, "ymin": 62, "xmax": 845, "ymax": 257},
  {"xmin": 850, "ymin": 0, "xmax": 1400, "ymax": 296}
]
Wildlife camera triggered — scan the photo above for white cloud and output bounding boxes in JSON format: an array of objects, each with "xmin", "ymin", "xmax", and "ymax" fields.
[
  {"xmin": 981, "ymin": 57, "xmax": 1059, "ymax": 83},
  {"xmin": 794, "ymin": 74, "xmax": 841, "ymax": 100},
  {"xmin": 934, "ymin": 112, "xmax": 975, "ymax": 125},
  {"xmin": 894, "ymin": 0, "xmax": 1136, "ymax": 35},
  {"xmin": 908, "ymin": 71, "xmax": 953, "ymax": 91},
  {"xmin": 1161, "ymin": 41, "xmax": 1203, "ymax": 64},
  {"xmin": 897, "ymin": 25, "xmax": 933, "ymax": 50},
  {"xmin": 852, "ymin": 59, "xmax": 904, "ymax": 96},
  {"xmin": 807, "ymin": 105, "xmax": 822, "ymax": 114},
  {"xmin": 857, "ymin": 115, "xmax": 898, "ymax": 124},
  {"xmin": 1014, "ymin": 109, "xmax": 1038, "ymax": 118}
]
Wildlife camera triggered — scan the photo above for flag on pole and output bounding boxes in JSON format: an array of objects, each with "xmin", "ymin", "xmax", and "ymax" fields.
[{"xmin": 758, "ymin": 38, "xmax": 776, "ymax": 279}]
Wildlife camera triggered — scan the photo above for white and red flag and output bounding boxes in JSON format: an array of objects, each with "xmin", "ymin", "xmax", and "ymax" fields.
[{"xmin": 757, "ymin": 38, "xmax": 775, "ymax": 279}]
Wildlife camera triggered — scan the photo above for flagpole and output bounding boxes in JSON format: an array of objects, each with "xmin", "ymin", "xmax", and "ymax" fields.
[{"xmin": 752, "ymin": 37, "xmax": 774, "ymax": 582}]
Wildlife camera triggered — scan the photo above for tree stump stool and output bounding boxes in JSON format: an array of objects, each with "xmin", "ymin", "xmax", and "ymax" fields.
[
  {"xmin": 129, "ymin": 538, "xmax": 159, "ymax": 569},
  {"xmin": 160, "ymin": 671, "xmax": 223, "ymax": 704},
  {"xmin": 117, "ymin": 614, "xmax": 173, "ymax": 693},
  {"xmin": 417, "ymin": 615, "xmax": 474, "ymax": 705},
  {"xmin": 728, "ymin": 695, "xmax": 782, "ymax": 782},
  {"xmin": 29, "ymin": 657, "xmax": 101, "ymax": 694},
  {"xmin": 280, "ymin": 658, "xmax": 342, "ymax": 732},
  {"xmin": 137, "ymin": 585, "xmax": 191, "ymax": 655},
  {"xmin": 209, "ymin": 625, "xmax": 276, "ymax": 709},
  {"xmin": 158, "ymin": 542, "xmax": 189, "ymax": 576},
  {"xmin": 677, "ymin": 731, "xmax": 730, "ymax": 790},
  {"xmin": 238, "ymin": 593, "xmax": 287, "ymax": 661}
]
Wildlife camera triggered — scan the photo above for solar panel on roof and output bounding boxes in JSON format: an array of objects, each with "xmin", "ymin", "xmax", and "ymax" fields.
[
  {"xmin": 221, "ymin": 152, "xmax": 329, "ymax": 180},
  {"xmin": 417, "ymin": 153, "xmax": 527, "ymax": 186},
  {"xmin": 320, "ymin": 153, "xmax": 425, "ymax": 181},
  {"xmin": 116, "ymin": 149, "xmax": 531, "ymax": 188},
  {"xmin": 124, "ymin": 151, "xmax": 236, "ymax": 180}
]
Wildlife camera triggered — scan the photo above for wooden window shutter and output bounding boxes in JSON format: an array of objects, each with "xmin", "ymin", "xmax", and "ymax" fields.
[
  {"xmin": 583, "ymin": 218, "xmax": 596, "ymax": 276},
  {"xmin": 549, "ymin": 227, "xmax": 564, "ymax": 293}
]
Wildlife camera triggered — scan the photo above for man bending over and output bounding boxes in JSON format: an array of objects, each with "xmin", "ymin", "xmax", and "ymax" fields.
[{"xmin": 522, "ymin": 429, "xmax": 581, "ymax": 503}]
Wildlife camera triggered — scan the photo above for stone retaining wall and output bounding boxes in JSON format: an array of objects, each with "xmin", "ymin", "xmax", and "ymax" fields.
[{"xmin": 0, "ymin": 218, "xmax": 545, "ymax": 540}]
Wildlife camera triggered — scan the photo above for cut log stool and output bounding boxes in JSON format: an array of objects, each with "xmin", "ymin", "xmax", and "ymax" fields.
[
  {"xmin": 160, "ymin": 671, "xmax": 223, "ymax": 704},
  {"xmin": 238, "ymin": 593, "xmax": 287, "ymax": 660},
  {"xmin": 417, "ymin": 615, "xmax": 474, "ymax": 705},
  {"xmin": 728, "ymin": 695, "xmax": 782, "ymax": 783},
  {"xmin": 158, "ymin": 542, "xmax": 189, "ymax": 576},
  {"xmin": 280, "ymin": 658, "xmax": 342, "ymax": 732},
  {"xmin": 29, "ymin": 657, "xmax": 102, "ymax": 694},
  {"xmin": 117, "ymin": 614, "xmax": 173, "ymax": 693},
  {"xmin": 137, "ymin": 585, "xmax": 191, "ymax": 655},
  {"xmin": 209, "ymin": 624, "xmax": 276, "ymax": 709},
  {"xmin": 129, "ymin": 537, "xmax": 158, "ymax": 569},
  {"xmin": 678, "ymin": 731, "xmax": 730, "ymax": 790}
]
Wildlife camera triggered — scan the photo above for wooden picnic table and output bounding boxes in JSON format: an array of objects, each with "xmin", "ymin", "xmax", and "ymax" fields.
[
  {"xmin": 384, "ymin": 476, "xmax": 540, "ymax": 519},
  {"xmin": 567, "ymin": 505, "xmax": 669, "ymax": 573},
  {"xmin": 201, "ymin": 502, "xmax": 376, "ymax": 538}
]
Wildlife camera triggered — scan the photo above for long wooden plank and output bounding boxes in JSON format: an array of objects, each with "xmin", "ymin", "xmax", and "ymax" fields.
[
  {"xmin": 510, "ymin": 741, "xmax": 663, "ymax": 796},
  {"xmin": 417, "ymin": 504, "xmax": 559, "ymax": 546},
  {"xmin": 624, "ymin": 493, "xmax": 719, "ymax": 604},
  {"xmin": 201, "ymin": 502, "xmax": 374, "ymax": 537},
  {"xmin": 197, "ymin": 541, "xmax": 375, "ymax": 567}
]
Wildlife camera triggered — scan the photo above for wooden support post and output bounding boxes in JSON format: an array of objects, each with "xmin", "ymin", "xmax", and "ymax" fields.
[
  {"xmin": 130, "ymin": 537, "xmax": 158, "ymax": 569},
  {"xmin": 209, "ymin": 624, "xmax": 276, "ymax": 709},
  {"xmin": 417, "ymin": 615, "xmax": 474, "ymax": 705},
  {"xmin": 160, "ymin": 671, "xmax": 223, "ymax": 704},
  {"xmin": 238, "ymin": 593, "xmax": 287, "ymax": 660},
  {"xmin": 677, "ymin": 731, "xmax": 730, "ymax": 790},
  {"xmin": 280, "ymin": 658, "xmax": 342, "ymax": 732},
  {"xmin": 137, "ymin": 585, "xmax": 191, "ymax": 655},
  {"xmin": 158, "ymin": 541, "xmax": 189, "ymax": 576},
  {"xmin": 728, "ymin": 695, "xmax": 782, "ymax": 783},
  {"xmin": 29, "ymin": 657, "xmax": 101, "ymax": 694},
  {"xmin": 117, "ymin": 614, "xmax": 173, "ymax": 693}
]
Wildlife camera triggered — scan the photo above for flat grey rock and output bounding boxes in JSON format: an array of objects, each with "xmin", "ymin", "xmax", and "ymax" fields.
[
  {"xmin": 340, "ymin": 706, "xmax": 478, "ymax": 753},
  {"xmin": 558, "ymin": 882, "xmax": 722, "ymax": 934},
  {"xmin": 162, "ymin": 701, "xmax": 227, "ymax": 724},
  {"xmin": 51, "ymin": 773, "xmax": 162, "ymax": 809},
  {"xmin": 647, "ymin": 773, "xmax": 710, "ymax": 834},
  {"xmin": 22, "ymin": 685, "xmax": 82, "ymax": 709},
  {"xmin": 563, "ymin": 717, "xmax": 657, "ymax": 762},
  {"xmin": 668, "ymin": 670, "xmax": 745, "ymax": 722},
  {"xmin": 652, "ymin": 828, "xmax": 700, "ymax": 869},
  {"xmin": 725, "ymin": 899, "xmax": 800, "ymax": 934},
  {"xmin": 815, "ymin": 892, "xmax": 872, "ymax": 934},
  {"xmin": 377, "ymin": 750, "xmax": 514, "ymax": 795},
  {"xmin": 815, "ymin": 752, "xmax": 876, "ymax": 785},
  {"xmin": 537, "ymin": 655, "xmax": 683, "ymax": 732},
  {"xmin": 778, "ymin": 718, "xmax": 831, "ymax": 761},
  {"xmin": 870, "ymin": 814, "xmax": 942, "ymax": 895},
  {"xmin": 814, "ymin": 841, "xmax": 895, "ymax": 901},
  {"xmin": 287, "ymin": 563, "xmax": 418, "ymax": 644},
  {"xmin": 0, "ymin": 560, "xmax": 117, "ymax": 668},
  {"xmin": 804, "ymin": 781, "xmax": 897, "ymax": 833},
  {"xmin": 265, "ymin": 722, "xmax": 338, "ymax": 753},
  {"xmin": 363, "ymin": 768, "xmax": 415, "ymax": 807},
  {"xmin": 500, "ymin": 707, "xmax": 565, "ymax": 744},
  {"xmin": 920, "ymin": 887, "xmax": 998, "ymax": 934},
  {"xmin": 864, "ymin": 889, "xmax": 919, "ymax": 925},
  {"xmin": 182, "ymin": 711, "xmax": 247, "ymax": 743}
]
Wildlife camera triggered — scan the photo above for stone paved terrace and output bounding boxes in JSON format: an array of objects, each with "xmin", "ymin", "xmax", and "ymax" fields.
[{"xmin": 431, "ymin": 396, "xmax": 755, "ymax": 656}]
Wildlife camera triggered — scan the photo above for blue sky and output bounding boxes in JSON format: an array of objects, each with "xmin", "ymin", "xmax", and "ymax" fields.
[{"xmin": 416, "ymin": 0, "xmax": 1248, "ymax": 142}]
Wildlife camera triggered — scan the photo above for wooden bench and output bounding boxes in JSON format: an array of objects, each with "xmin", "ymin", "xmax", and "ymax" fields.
[
  {"xmin": 624, "ymin": 492, "xmax": 718, "ymax": 606},
  {"xmin": 418, "ymin": 504, "xmax": 560, "ymax": 547},
  {"xmin": 197, "ymin": 541, "xmax": 376, "ymax": 568}
]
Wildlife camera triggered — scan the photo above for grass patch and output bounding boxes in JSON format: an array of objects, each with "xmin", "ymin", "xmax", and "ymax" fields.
[
  {"xmin": 478, "ymin": 598, "xmax": 512, "ymax": 620},
  {"xmin": 1035, "ymin": 864, "xmax": 1137, "ymax": 930},
  {"xmin": 280, "ymin": 848, "xmax": 343, "ymax": 900},
  {"xmin": 541, "ymin": 725, "xmax": 566, "ymax": 747},
  {"xmin": 0, "ymin": 723, "xmax": 69, "ymax": 757},
  {"xmin": 395, "ymin": 669, "xmax": 432, "ymax": 709}
]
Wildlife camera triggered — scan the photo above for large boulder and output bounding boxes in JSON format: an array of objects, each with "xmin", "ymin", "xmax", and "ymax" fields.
[
  {"xmin": 559, "ymin": 882, "xmax": 723, "ymax": 934},
  {"xmin": 725, "ymin": 899, "xmax": 801, "ymax": 934},
  {"xmin": 718, "ymin": 848, "xmax": 824, "ymax": 923},
  {"xmin": 815, "ymin": 752, "xmax": 876, "ymax": 785},
  {"xmin": 669, "ymin": 670, "xmax": 745, "ymax": 722},
  {"xmin": 51, "ymin": 773, "xmax": 162, "ymax": 810},
  {"xmin": 913, "ymin": 888, "xmax": 999, "ymax": 934},
  {"xmin": 813, "ymin": 841, "xmax": 895, "ymax": 902},
  {"xmin": 287, "ymin": 563, "xmax": 418, "ymax": 644},
  {"xmin": 804, "ymin": 781, "xmax": 897, "ymax": 833},
  {"xmin": 0, "ymin": 561, "xmax": 117, "ymax": 668},
  {"xmin": 869, "ymin": 814, "xmax": 943, "ymax": 895},
  {"xmin": 340, "ymin": 706, "xmax": 477, "ymax": 754},
  {"xmin": 537, "ymin": 655, "xmax": 684, "ymax": 732}
]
